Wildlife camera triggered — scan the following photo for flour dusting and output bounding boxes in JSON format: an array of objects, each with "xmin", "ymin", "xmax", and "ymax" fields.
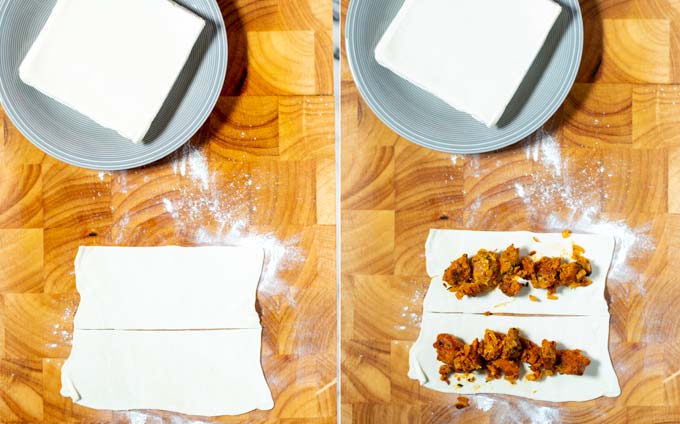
[
  {"xmin": 173, "ymin": 144, "xmax": 210, "ymax": 190},
  {"xmin": 470, "ymin": 154, "xmax": 482, "ymax": 178},
  {"xmin": 59, "ymin": 306, "xmax": 74, "ymax": 345},
  {"xmin": 524, "ymin": 128, "xmax": 562, "ymax": 177},
  {"xmin": 545, "ymin": 207, "xmax": 654, "ymax": 287},
  {"xmin": 113, "ymin": 213, "xmax": 130, "ymax": 244},
  {"xmin": 163, "ymin": 198, "xmax": 178, "ymax": 219},
  {"xmin": 122, "ymin": 411, "xmax": 212, "ymax": 424},
  {"xmin": 515, "ymin": 129, "xmax": 599, "ymax": 215},
  {"xmin": 125, "ymin": 411, "xmax": 164, "ymax": 424},
  {"xmin": 473, "ymin": 395, "xmax": 495, "ymax": 412},
  {"xmin": 193, "ymin": 221, "xmax": 303, "ymax": 300},
  {"xmin": 118, "ymin": 170, "xmax": 129, "ymax": 194},
  {"xmin": 162, "ymin": 144, "xmax": 304, "ymax": 301},
  {"xmin": 170, "ymin": 417, "xmax": 211, "ymax": 424},
  {"xmin": 473, "ymin": 395, "xmax": 560, "ymax": 424},
  {"xmin": 465, "ymin": 196, "xmax": 482, "ymax": 227},
  {"xmin": 512, "ymin": 127, "xmax": 655, "ymax": 289},
  {"xmin": 163, "ymin": 145, "xmax": 250, "ymax": 233}
]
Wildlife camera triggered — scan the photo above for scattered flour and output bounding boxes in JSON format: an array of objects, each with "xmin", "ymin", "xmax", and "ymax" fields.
[
  {"xmin": 118, "ymin": 170, "xmax": 129, "ymax": 194},
  {"xmin": 472, "ymin": 395, "xmax": 560, "ymax": 424},
  {"xmin": 514, "ymin": 182, "xmax": 528, "ymax": 204},
  {"xmin": 63, "ymin": 306, "xmax": 73, "ymax": 320},
  {"xmin": 169, "ymin": 417, "xmax": 212, "ymax": 424},
  {"xmin": 465, "ymin": 196, "xmax": 483, "ymax": 227},
  {"xmin": 469, "ymin": 154, "xmax": 482, "ymax": 178},
  {"xmin": 473, "ymin": 395, "xmax": 495, "ymax": 412},
  {"xmin": 411, "ymin": 288, "xmax": 423, "ymax": 304},
  {"xmin": 162, "ymin": 198, "xmax": 178, "ymax": 219},
  {"xmin": 162, "ymin": 143, "xmax": 305, "ymax": 300},
  {"xmin": 113, "ymin": 213, "xmax": 130, "ymax": 244},
  {"xmin": 512, "ymin": 127, "xmax": 655, "ymax": 289},
  {"xmin": 515, "ymin": 128, "xmax": 599, "ymax": 215},
  {"xmin": 173, "ymin": 144, "xmax": 210, "ymax": 190},
  {"xmin": 50, "ymin": 308, "xmax": 73, "ymax": 348},
  {"xmin": 545, "ymin": 207, "xmax": 654, "ymax": 287},
  {"xmin": 125, "ymin": 411, "xmax": 163, "ymax": 424},
  {"xmin": 524, "ymin": 128, "xmax": 562, "ymax": 176},
  {"xmin": 122, "ymin": 411, "xmax": 211, "ymax": 424},
  {"xmin": 193, "ymin": 221, "xmax": 303, "ymax": 301}
]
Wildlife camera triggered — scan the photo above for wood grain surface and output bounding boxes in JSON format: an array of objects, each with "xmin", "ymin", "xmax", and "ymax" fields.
[
  {"xmin": 0, "ymin": 0, "xmax": 335, "ymax": 422},
  {"xmin": 341, "ymin": 0, "xmax": 680, "ymax": 423}
]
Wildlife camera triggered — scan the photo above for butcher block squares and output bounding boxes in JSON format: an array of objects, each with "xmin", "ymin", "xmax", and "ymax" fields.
[{"xmin": 600, "ymin": 19, "xmax": 671, "ymax": 83}]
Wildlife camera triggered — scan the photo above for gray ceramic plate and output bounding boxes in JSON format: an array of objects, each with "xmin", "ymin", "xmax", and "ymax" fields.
[
  {"xmin": 0, "ymin": 0, "xmax": 227, "ymax": 170},
  {"xmin": 346, "ymin": 0, "xmax": 583, "ymax": 154}
]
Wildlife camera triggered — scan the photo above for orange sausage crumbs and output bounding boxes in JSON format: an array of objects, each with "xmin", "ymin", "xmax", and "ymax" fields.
[
  {"xmin": 442, "ymin": 245, "xmax": 593, "ymax": 299},
  {"xmin": 455, "ymin": 396, "xmax": 470, "ymax": 409},
  {"xmin": 434, "ymin": 328, "xmax": 591, "ymax": 384}
]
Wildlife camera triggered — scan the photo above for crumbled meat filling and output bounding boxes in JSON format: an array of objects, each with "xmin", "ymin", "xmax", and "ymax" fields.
[
  {"xmin": 434, "ymin": 328, "xmax": 591, "ymax": 384},
  {"xmin": 434, "ymin": 333, "xmax": 464, "ymax": 365},
  {"xmin": 481, "ymin": 329, "xmax": 504, "ymax": 361},
  {"xmin": 501, "ymin": 327, "xmax": 522, "ymax": 360},
  {"xmin": 556, "ymin": 349, "xmax": 591, "ymax": 375},
  {"xmin": 443, "ymin": 254, "xmax": 472, "ymax": 286},
  {"xmin": 540, "ymin": 339, "xmax": 558, "ymax": 375},
  {"xmin": 499, "ymin": 244, "xmax": 520, "ymax": 276},
  {"xmin": 518, "ymin": 255, "xmax": 536, "ymax": 281},
  {"xmin": 471, "ymin": 249, "xmax": 500, "ymax": 290},
  {"xmin": 455, "ymin": 396, "xmax": 470, "ymax": 409},
  {"xmin": 452, "ymin": 338, "xmax": 484, "ymax": 373},
  {"xmin": 499, "ymin": 275, "xmax": 523, "ymax": 297},
  {"xmin": 441, "ymin": 244, "xmax": 594, "ymax": 299},
  {"xmin": 533, "ymin": 257, "xmax": 561, "ymax": 292},
  {"xmin": 558, "ymin": 262, "xmax": 586, "ymax": 287},
  {"xmin": 491, "ymin": 358, "xmax": 520, "ymax": 383}
]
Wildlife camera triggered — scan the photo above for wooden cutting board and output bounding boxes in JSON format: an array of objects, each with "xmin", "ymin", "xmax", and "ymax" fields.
[
  {"xmin": 340, "ymin": 0, "xmax": 680, "ymax": 423},
  {"xmin": 0, "ymin": 0, "xmax": 335, "ymax": 423}
]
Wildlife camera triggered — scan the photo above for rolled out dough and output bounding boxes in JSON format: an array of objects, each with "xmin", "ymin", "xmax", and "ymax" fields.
[
  {"xmin": 409, "ymin": 313, "xmax": 621, "ymax": 402},
  {"xmin": 411, "ymin": 229, "xmax": 621, "ymax": 402},
  {"xmin": 62, "ymin": 246, "xmax": 274, "ymax": 416},
  {"xmin": 74, "ymin": 246, "xmax": 265, "ymax": 329},
  {"xmin": 424, "ymin": 229, "xmax": 615, "ymax": 315},
  {"xmin": 61, "ymin": 329, "xmax": 274, "ymax": 416}
]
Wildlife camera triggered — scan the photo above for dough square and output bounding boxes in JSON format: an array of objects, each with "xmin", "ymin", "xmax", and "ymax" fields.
[
  {"xmin": 423, "ymin": 229, "xmax": 615, "ymax": 315},
  {"xmin": 410, "ymin": 229, "xmax": 621, "ymax": 401},
  {"xmin": 375, "ymin": 0, "xmax": 562, "ymax": 126},
  {"xmin": 62, "ymin": 329, "xmax": 274, "ymax": 416},
  {"xmin": 62, "ymin": 246, "xmax": 274, "ymax": 415},
  {"xmin": 73, "ymin": 246, "xmax": 265, "ymax": 330},
  {"xmin": 19, "ymin": 0, "xmax": 205, "ymax": 143},
  {"xmin": 410, "ymin": 313, "xmax": 621, "ymax": 401}
]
